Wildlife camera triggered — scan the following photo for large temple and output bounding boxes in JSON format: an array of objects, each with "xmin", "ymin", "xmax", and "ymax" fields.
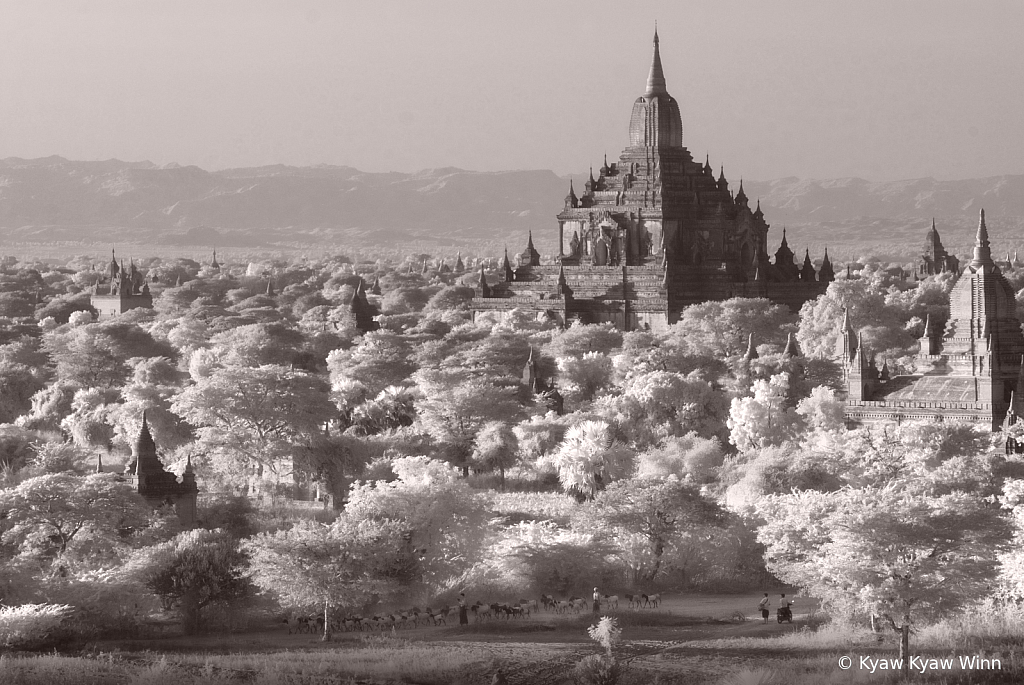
[
  {"xmin": 471, "ymin": 31, "xmax": 832, "ymax": 332},
  {"xmin": 841, "ymin": 210, "xmax": 1024, "ymax": 431}
]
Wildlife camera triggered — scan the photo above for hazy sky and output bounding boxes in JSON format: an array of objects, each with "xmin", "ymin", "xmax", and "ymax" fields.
[{"xmin": 1, "ymin": 1, "xmax": 1022, "ymax": 181}]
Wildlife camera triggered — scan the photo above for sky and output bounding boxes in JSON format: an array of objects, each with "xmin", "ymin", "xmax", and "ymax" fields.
[{"xmin": 1, "ymin": 0, "xmax": 1022, "ymax": 181}]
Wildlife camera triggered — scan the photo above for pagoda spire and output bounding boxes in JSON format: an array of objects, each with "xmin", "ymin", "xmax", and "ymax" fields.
[
  {"xmin": 971, "ymin": 208, "xmax": 993, "ymax": 268},
  {"xmin": 556, "ymin": 263, "xmax": 572, "ymax": 297},
  {"xmin": 478, "ymin": 264, "xmax": 491, "ymax": 298},
  {"xmin": 783, "ymin": 332, "xmax": 801, "ymax": 358},
  {"xmin": 743, "ymin": 333, "xmax": 758, "ymax": 361},
  {"xmin": 503, "ymin": 247, "xmax": 515, "ymax": 282},
  {"xmin": 645, "ymin": 26, "xmax": 667, "ymax": 96}
]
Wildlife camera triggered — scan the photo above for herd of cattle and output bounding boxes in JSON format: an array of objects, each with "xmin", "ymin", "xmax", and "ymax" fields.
[{"xmin": 285, "ymin": 592, "xmax": 663, "ymax": 635}]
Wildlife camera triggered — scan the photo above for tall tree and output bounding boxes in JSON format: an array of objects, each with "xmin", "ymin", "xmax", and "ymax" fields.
[
  {"xmin": 577, "ymin": 476, "xmax": 726, "ymax": 583},
  {"xmin": 414, "ymin": 369, "xmax": 521, "ymax": 476},
  {"xmin": 0, "ymin": 473, "xmax": 152, "ymax": 560},
  {"xmin": 552, "ymin": 420, "xmax": 633, "ymax": 500},
  {"xmin": 171, "ymin": 364, "xmax": 333, "ymax": 492},
  {"xmin": 758, "ymin": 483, "xmax": 1010, "ymax": 677},
  {"xmin": 127, "ymin": 528, "xmax": 249, "ymax": 634},
  {"xmin": 244, "ymin": 517, "xmax": 411, "ymax": 641},
  {"xmin": 470, "ymin": 420, "xmax": 519, "ymax": 489}
]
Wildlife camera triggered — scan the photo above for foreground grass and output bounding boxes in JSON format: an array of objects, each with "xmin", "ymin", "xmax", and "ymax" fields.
[{"xmin": 0, "ymin": 640, "xmax": 494, "ymax": 685}]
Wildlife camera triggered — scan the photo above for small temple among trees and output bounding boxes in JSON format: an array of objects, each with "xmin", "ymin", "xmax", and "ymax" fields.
[
  {"xmin": 90, "ymin": 250, "xmax": 154, "ymax": 320},
  {"xmin": 122, "ymin": 412, "xmax": 199, "ymax": 527}
]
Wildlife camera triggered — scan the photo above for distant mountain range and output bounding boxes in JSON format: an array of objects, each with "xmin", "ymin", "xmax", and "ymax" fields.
[{"xmin": 1, "ymin": 156, "xmax": 1022, "ymax": 262}]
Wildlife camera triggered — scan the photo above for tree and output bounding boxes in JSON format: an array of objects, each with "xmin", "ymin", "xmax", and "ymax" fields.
[
  {"xmin": 0, "ymin": 473, "xmax": 153, "ymax": 560},
  {"xmin": 634, "ymin": 433, "xmax": 725, "ymax": 483},
  {"xmin": 348, "ymin": 386, "xmax": 417, "ymax": 436},
  {"xmin": 576, "ymin": 477, "xmax": 726, "ymax": 583},
  {"xmin": 0, "ymin": 361, "xmax": 47, "ymax": 424},
  {"xmin": 128, "ymin": 528, "xmax": 248, "ymax": 634},
  {"xmin": 797, "ymin": 277, "xmax": 914, "ymax": 361},
  {"xmin": 669, "ymin": 298, "xmax": 797, "ymax": 358},
  {"xmin": 556, "ymin": 352, "xmax": 613, "ymax": 404},
  {"xmin": 513, "ymin": 413, "xmax": 568, "ymax": 470},
  {"xmin": 795, "ymin": 385, "xmax": 846, "ymax": 433},
  {"xmin": 328, "ymin": 331, "xmax": 416, "ymax": 397},
  {"xmin": 545, "ymin": 322, "xmax": 623, "ymax": 359},
  {"xmin": 244, "ymin": 517, "xmax": 410, "ymax": 641},
  {"xmin": 552, "ymin": 420, "xmax": 633, "ymax": 500},
  {"xmin": 471, "ymin": 420, "xmax": 519, "ymax": 488},
  {"xmin": 597, "ymin": 370, "xmax": 730, "ymax": 447},
  {"xmin": 208, "ymin": 323, "xmax": 305, "ymax": 368},
  {"xmin": 424, "ymin": 286, "xmax": 475, "ymax": 312},
  {"xmin": 345, "ymin": 456, "xmax": 488, "ymax": 587},
  {"xmin": 414, "ymin": 369, "xmax": 522, "ymax": 476},
  {"xmin": 727, "ymin": 373, "xmax": 803, "ymax": 451},
  {"xmin": 171, "ymin": 364, "xmax": 333, "ymax": 492},
  {"xmin": 758, "ymin": 483, "xmax": 1010, "ymax": 677},
  {"xmin": 43, "ymin": 321, "xmax": 175, "ymax": 388}
]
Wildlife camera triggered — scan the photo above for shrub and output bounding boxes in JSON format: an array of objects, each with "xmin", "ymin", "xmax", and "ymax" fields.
[
  {"xmin": 0, "ymin": 603, "xmax": 73, "ymax": 650},
  {"xmin": 573, "ymin": 654, "xmax": 621, "ymax": 685}
]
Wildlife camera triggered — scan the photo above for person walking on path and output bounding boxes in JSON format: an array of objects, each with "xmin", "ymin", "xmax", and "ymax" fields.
[
  {"xmin": 592, "ymin": 587, "xmax": 601, "ymax": 614},
  {"xmin": 757, "ymin": 593, "xmax": 770, "ymax": 624},
  {"xmin": 458, "ymin": 593, "xmax": 468, "ymax": 625}
]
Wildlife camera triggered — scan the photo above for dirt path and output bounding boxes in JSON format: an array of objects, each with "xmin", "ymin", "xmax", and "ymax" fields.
[{"xmin": 90, "ymin": 593, "xmax": 824, "ymax": 685}]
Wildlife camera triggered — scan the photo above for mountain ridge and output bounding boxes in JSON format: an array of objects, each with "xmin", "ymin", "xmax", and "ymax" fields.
[{"xmin": 1, "ymin": 157, "xmax": 1022, "ymax": 260}]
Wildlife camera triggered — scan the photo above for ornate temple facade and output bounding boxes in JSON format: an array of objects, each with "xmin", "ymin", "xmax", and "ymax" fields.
[
  {"xmin": 842, "ymin": 210, "xmax": 1024, "ymax": 431},
  {"xmin": 91, "ymin": 250, "xmax": 154, "ymax": 320},
  {"xmin": 471, "ymin": 31, "xmax": 832, "ymax": 332},
  {"xmin": 123, "ymin": 412, "xmax": 199, "ymax": 527}
]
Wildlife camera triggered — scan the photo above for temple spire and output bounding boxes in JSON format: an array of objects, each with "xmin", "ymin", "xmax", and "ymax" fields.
[
  {"xmin": 478, "ymin": 264, "xmax": 491, "ymax": 298},
  {"xmin": 971, "ymin": 208, "xmax": 993, "ymax": 268},
  {"xmin": 645, "ymin": 26, "xmax": 667, "ymax": 96},
  {"xmin": 743, "ymin": 333, "xmax": 758, "ymax": 361},
  {"xmin": 783, "ymin": 333, "xmax": 801, "ymax": 358},
  {"xmin": 503, "ymin": 247, "xmax": 515, "ymax": 282}
]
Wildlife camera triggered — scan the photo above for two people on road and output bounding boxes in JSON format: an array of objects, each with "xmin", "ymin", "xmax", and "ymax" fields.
[{"xmin": 758, "ymin": 592, "xmax": 796, "ymax": 623}]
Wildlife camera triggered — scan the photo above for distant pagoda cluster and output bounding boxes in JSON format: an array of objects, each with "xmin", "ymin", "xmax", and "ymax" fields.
[
  {"xmin": 88, "ymin": 250, "xmax": 379, "ymax": 334},
  {"xmin": 470, "ymin": 31, "xmax": 834, "ymax": 332}
]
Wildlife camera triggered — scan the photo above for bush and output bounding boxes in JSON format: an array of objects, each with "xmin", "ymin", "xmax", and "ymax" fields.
[
  {"xmin": 0, "ymin": 603, "xmax": 73, "ymax": 650},
  {"xmin": 573, "ymin": 654, "xmax": 621, "ymax": 685}
]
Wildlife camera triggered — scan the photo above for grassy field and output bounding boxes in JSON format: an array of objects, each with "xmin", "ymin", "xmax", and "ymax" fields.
[{"xmin": 4, "ymin": 595, "xmax": 1024, "ymax": 684}]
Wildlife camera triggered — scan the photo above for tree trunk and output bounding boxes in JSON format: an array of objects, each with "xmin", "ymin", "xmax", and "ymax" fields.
[
  {"xmin": 899, "ymin": 622, "xmax": 910, "ymax": 679},
  {"xmin": 499, "ymin": 466, "xmax": 505, "ymax": 491},
  {"xmin": 322, "ymin": 601, "xmax": 332, "ymax": 642},
  {"xmin": 462, "ymin": 465, "xmax": 469, "ymax": 478},
  {"xmin": 181, "ymin": 588, "xmax": 202, "ymax": 635}
]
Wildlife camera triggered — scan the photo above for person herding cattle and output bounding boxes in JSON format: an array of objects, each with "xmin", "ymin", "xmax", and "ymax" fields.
[
  {"xmin": 458, "ymin": 593, "xmax": 468, "ymax": 625},
  {"xmin": 592, "ymin": 587, "xmax": 601, "ymax": 614}
]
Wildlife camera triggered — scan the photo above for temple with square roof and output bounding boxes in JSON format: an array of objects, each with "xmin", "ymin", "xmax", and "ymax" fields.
[{"xmin": 842, "ymin": 209, "xmax": 1024, "ymax": 431}]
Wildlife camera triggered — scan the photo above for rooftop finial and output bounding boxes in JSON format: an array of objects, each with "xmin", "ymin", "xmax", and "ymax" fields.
[
  {"xmin": 971, "ymin": 208, "xmax": 993, "ymax": 267},
  {"xmin": 645, "ymin": 27, "xmax": 667, "ymax": 97}
]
